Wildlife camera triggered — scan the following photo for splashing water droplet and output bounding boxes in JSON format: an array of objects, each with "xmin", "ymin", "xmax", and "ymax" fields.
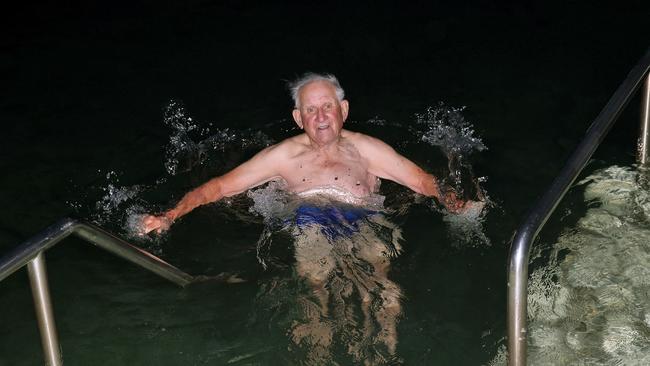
[
  {"xmin": 162, "ymin": 100, "xmax": 274, "ymax": 176},
  {"xmin": 407, "ymin": 103, "xmax": 491, "ymax": 247},
  {"xmin": 412, "ymin": 103, "xmax": 487, "ymax": 203},
  {"xmin": 94, "ymin": 171, "xmax": 143, "ymax": 224},
  {"xmin": 415, "ymin": 103, "xmax": 486, "ymax": 155}
]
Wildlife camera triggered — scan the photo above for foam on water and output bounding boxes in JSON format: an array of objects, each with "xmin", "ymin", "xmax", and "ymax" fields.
[
  {"xmin": 443, "ymin": 200, "xmax": 490, "ymax": 247},
  {"xmin": 246, "ymin": 180, "xmax": 293, "ymax": 225},
  {"xmin": 247, "ymin": 182, "xmax": 386, "ymax": 220},
  {"xmin": 490, "ymin": 165, "xmax": 650, "ymax": 365},
  {"xmin": 247, "ymin": 180, "xmax": 391, "ymax": 266}
]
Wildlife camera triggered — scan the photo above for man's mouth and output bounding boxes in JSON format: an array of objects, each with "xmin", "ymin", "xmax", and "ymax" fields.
[{"xmin": 317, "ymin": 123, "xmax": 329, "ymax": 130}]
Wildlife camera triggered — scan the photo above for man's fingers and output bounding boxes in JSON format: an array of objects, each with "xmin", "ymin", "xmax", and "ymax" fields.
[
  {"xmin": 138, "ymin": 223, "xmax": 155, "ymax": 236},
  {"xmin": 139, "ymin": 215, "xmax": 165, "ymax": 236}
]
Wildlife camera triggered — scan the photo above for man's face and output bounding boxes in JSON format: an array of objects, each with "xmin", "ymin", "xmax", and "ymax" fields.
[{"xmin": 292, "ymin": 80, "xmax": 349, "ymax": 147}]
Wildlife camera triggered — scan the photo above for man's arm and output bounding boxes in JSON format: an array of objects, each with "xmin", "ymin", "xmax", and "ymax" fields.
[
  {"xmin": 354, "ymin": 134, "xmax": 465, "ymax": 210},
  {"xmin": 141, "ymin": 143, "xmax": 287, "ymax": 234}
]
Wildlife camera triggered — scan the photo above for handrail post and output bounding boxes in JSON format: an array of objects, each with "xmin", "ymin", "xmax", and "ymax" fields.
[
  {"xmin": 0, "ymin": 218, "xmax": 196, "ymax": 366},
  {"xmin": 27, "ymin": 252, "xmax": 63, "ymax": 366},
  {"xmin": 639, "ymin": 73, "xmax": 650, "ymax": 164},
  {"xmin": 507, "ymin": 233, "xmax": 531, "ymax": 366}
]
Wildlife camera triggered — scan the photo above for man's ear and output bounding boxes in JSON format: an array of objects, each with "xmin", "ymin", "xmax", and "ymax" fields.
[
  {"xmin": 292, "ymin": 108, "xmax": 303, "ymax": 129},
  {"xmin": 340, "ymin": 100, "xmax": 349, "ymax": 122}
]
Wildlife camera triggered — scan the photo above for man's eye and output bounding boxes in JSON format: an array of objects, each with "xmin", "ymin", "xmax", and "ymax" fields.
[
  {"xmin": 306, "ymin": 107, "xmax": 315, "ymax": 113},
  {"xmin": 323, "ymin": 103, "xmax": 332, "ymax": 111}
]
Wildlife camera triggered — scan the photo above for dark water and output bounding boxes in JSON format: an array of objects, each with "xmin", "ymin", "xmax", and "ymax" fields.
[{"xmin": 1, "ymin": 1, "xmax": 648, "ymax": 365}]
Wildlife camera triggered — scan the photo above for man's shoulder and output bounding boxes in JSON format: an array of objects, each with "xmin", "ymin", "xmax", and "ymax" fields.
[
  {"xmin": 341, "ymin": 130, "xmax": 390, "ymax": 150},
  {"xmin": 265, "ymin": 134, "xmax": 310, "ymax": 156}
]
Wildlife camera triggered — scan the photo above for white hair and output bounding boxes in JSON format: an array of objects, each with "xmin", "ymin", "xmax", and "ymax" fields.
[{"xmin": 288, "ymin": 72, "xmax": 345, "ymax": 108}]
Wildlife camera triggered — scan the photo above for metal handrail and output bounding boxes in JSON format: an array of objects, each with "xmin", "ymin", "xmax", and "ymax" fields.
[
  {"xmin": 0, "ymin": 218, "xmax": 194, "ymax": 285},
  {"xmin": 507, "ymin": 47, "xmax": 650, "ymax": 366},
  {"xmin": 0, "ymin": 217, "xmax": 195, "ymax": 366}
]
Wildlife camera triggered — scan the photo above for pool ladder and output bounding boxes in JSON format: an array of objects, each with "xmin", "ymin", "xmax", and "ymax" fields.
[
  {"xmin": 508, "ymin": 47, "xmax": 650, "ymax": 365},
  {"xmin": 0, "ymin": 218, "xmax": 195, "ymax": 366}
]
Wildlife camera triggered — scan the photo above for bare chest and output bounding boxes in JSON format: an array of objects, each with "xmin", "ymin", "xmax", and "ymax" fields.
[{"xmin": 281, "ymin": 146, "xmax": 377, "ymax": 197}]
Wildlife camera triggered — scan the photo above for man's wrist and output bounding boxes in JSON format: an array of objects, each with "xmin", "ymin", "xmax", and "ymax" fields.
[
  {"xmin": 432, "ymin": 176, "xmax": 443, "ymax": 199},
  {"xmin": 163, "ymin": 211, "xmax": 176, "ymax": 223}
]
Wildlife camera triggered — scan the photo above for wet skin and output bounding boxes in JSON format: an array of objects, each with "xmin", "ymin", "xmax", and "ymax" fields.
[{"xmin": 141, "ymin": 79, "xmax": 465, "ymax": 234}]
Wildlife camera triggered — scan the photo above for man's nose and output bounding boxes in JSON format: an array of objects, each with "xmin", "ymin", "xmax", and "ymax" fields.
[{"xmin": 316, "ymin": 108, "xmax": 326, "ymax": 121}]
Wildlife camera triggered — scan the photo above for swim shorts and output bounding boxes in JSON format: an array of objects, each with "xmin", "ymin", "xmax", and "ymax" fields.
[{"xmin": 292, "ymin": 205, "xmax": 376, "ymax": 240}]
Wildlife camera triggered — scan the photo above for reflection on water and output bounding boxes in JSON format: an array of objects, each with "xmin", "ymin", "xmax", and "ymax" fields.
[
  {"xmin": 491, "ymin": 165, "xmax": 650, "ymax": 365},
  {"xmin": 251, "ymin": 184, "xmax": 405, "ymax": 365}
]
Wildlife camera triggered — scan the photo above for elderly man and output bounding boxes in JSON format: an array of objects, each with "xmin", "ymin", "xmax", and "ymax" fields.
[
  {"xmin": 141, "ymin": 73, "xmax": 475, "ymax": 361},
  {"xmin": 141, "ymin": 73, "xmax": 465, "ymax": 234}
]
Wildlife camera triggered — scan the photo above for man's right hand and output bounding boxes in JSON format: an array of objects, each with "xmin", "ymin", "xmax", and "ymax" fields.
[
  {"xmin": 140, "ymin": 215, "xmax": 172, "ymax": 235},
  {"xmin": 440, "ymin": 190, "xmax": 465, "ymax": 213}
]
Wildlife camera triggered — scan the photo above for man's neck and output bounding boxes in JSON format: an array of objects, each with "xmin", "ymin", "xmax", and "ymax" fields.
[{"xmin": 308, "ymin": 136, "xmax": 343, "ymax": 155}]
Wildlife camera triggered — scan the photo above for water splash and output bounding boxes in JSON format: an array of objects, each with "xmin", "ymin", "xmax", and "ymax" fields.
[
  {"xmin": 366, "ymin": 116, "xmax": 388, "ymax": 126},
  {"xmin": 413, "ymin": 103, "xmax": 487, "ymax": 202},
  {"xmin": 442, "ymin": 199, "xmax": 490, "ymax": 247},
  {"xmin": 163, "ymin": 101, "xmax": 208, "ymax": 176},
  {"xmin": 247, "ymin": 180, "xmax": 293, "ymax": 226},
  {"xmin": 94, "ymin": 171, "xmax": 143, "ymax": 223},
  {"xmin": 409, "ymin": 104, "xmax": 491, "ymax": 247},
  {"xmin": 68, "ymin": 170, "xmax": 167, "ymax": 253},
  {"xmin": 163, "ymin": 101, "xmax": 274, "ymax": 176},
  {"xmin": 78, "ymin": 101, "xmax": 275, "ymax": 240},
  {"xmin": 416, "ymin": 103, "xmax": 486, "ymax": 155}
]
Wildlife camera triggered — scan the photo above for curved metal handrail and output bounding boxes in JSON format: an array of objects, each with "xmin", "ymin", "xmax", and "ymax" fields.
[
  {"xmin": 0, "ymin": 217, "xmax": 195, "ymax": 366},
  {"xmin": 508, "ymin": 47, "xmax": 650, "ymax": 366},
  {"xmin": 0, "ymin": 218, "xmax": 194, "ymax": 286}
]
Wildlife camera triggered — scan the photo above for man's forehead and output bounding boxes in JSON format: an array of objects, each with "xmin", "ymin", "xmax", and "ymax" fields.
[{"xmin": 299, "ymin": 81, "xmax": 337, "ymax": 102}]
